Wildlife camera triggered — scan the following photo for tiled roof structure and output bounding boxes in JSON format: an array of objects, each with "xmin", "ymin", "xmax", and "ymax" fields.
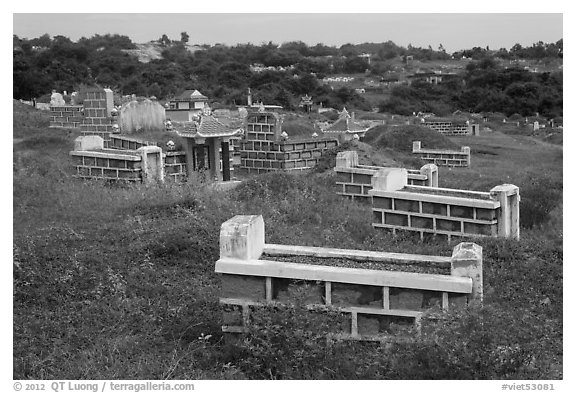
[
  {"xmin": 173, "ymin": 89, "xmax": 209, "ymax": 102},
  {"xmin": 174, "ymin": 114, "xmax": 243, "ymax": 139},
  {"xmin": 322, "ymin": 108, "xmax": 369, "ymax": 134}
]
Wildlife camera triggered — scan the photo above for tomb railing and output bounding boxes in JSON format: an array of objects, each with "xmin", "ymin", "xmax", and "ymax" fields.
[
  {"xmin": 369, "ymin": 168, "xmax": 520, "ymax": 241},
  {"xmin": 216, "ymin": 215, "xmax": 483, "ymax": 342},
  {"xmin": 412, "ymin": 141, "xmax": 470, "ymax": 167}
]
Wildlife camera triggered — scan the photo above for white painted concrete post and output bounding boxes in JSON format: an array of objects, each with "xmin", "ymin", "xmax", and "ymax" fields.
[
  {"xmin": 104, "ymin": 88, "xmax": 114, "ymax": 117},
  {"xmin": 462, "ymin": 146, "xmax": 471, "ymax": 166},
  {"xmin": 490, "ymin": 184, "xmax": 520, "ymax": 240},
  {"xmin": 412, "ymin": 141, "xmax": 421, "ymax": 153},
  {"xmin": 335, "ymin": 150, "xmax": 358, "ymax": 169},
  {"xmin": 451, "ymin": 242, "xmax": 483, "ymax": 304},
  {"xmin": 420, "ymin": 164, "xmax": 438, "ymax": 187},
  {"xmin": 371, "ymin": 168, "xmax": 408, "ymax": 192},
  {"xmin": 220, "ymin": 215, "xmax": 265, "ymax": 260},
  {"xmin": 74, "ymin": 135, "xmax": 104, "ymax": 151},
  {"xmin": 137, "ymin": 146, "xmax": 164, "ymax": 184}
]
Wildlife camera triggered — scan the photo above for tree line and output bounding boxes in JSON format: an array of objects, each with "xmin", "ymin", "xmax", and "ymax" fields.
[
  {"xmin": 380, "ymin": 57, "xmax": 563, "ymax": 118},
  {"xmin": 13, "ymin": 33, "xmax": 562, "ymax": 117}
]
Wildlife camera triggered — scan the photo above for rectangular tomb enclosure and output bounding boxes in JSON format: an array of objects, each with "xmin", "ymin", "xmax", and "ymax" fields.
[{"xmin": 216, "ymin": 215, "xmax": 483, "ymax": 341}]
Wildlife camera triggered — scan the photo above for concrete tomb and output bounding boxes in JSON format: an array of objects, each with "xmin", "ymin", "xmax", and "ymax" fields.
[{"xmin": 216, "ymin": 215, "xmax": 483, "ymax": 341}]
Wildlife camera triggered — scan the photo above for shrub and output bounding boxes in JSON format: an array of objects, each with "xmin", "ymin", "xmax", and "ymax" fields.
[
  {"xmin": 388, "ymin": 305, "xmax": 559, "ymax": 379},
  {"xmin": 517, "ymin": 173, "xmax": 562, "ymax": 228}
]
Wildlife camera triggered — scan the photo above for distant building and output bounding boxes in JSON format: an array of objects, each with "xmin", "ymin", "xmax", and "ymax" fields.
[
  {"xmin": 408, "ymin": 71, "xmax": 458, "ymax": 85},
  {"xmin": 359, "ymin": 53, "xmax": 372, "ymax": 65},
  {"xmin": 165, "ymin": 90, "xmax": 209, "ymax": 121}
]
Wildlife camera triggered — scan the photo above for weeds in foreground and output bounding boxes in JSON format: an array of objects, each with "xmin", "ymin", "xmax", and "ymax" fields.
[{"xmin": 13, "ymin": 113, "xmax": 562, "ymax": 379}]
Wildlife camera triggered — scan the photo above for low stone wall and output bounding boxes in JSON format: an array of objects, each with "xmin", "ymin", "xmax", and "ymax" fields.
[
  {"xmin": 49, "ymin": 105, "xmax": 84, "ymax": 128},
  {"xmin": 424, "ymin": 121, "xmax": 480, "ymax": 136},
  {"xmin": 69, "ymin": 136, "xmax": 164, "ymax": 183},
  {"xmin": 239, "ymin": 138, "xmax": 339, "ymax": 174},
  {"xmin": 70, "ymin": 149, "xmax": 143, "ymax": 181},
  {"xmin": 334, "ymin": 151, "xmax": 438, "ymax": 203},
  {"xmin": 412, "ymin": 141, "xmax": 470, "ymax": 167},
  {"xmin": 369, "ymin": 168, "xmax": 520, "ymax": 241},
  {"xmin": 216, "ymin": 215, "xmax": 482, "ymax": 341}
]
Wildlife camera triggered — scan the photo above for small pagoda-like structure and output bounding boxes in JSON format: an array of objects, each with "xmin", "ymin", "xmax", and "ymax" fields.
[
  {"xmin": 320, "ymin": 107, "xmax": 370, "ymax": 141},
  {"xmin": 165, "ymin": 89, "xmax": 210, "ymax": 121},
  {"xmin": 174, "ymin": 108, "xmax": 243, "ymax": 181},
  {"xmin": 298, "ymin": 94, "xmax": 313, "ymax": 112}
]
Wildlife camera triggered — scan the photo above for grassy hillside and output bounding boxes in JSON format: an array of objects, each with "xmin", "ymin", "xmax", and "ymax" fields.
[{"xmin": 13, "ymin": 103, "xmax": 562, "ymax": 379}]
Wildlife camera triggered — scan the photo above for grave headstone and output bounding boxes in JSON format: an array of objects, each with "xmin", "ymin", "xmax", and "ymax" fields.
[{"xmin": 50, "ymin": 91, "xmax": 65, "ymax": 106}]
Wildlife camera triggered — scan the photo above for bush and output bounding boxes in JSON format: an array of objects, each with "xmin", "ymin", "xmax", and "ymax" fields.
[
  {"xmin": 517, "ymin": 173, "xmax": 562, "ymax": 228},
  {"xmin": 388, "ymin": 305, "xmax": 560, "ymax": 379}
]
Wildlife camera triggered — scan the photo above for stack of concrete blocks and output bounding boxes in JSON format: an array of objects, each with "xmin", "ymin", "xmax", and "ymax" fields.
[
  {"xmin": 79, "ymin": 88, "xmax": 117, "ymax": 148},
  {"xmin": 49, "ymin": 105, "xmax": 84, "ymax": 128},
  {"xmin": 424, "ymin": 121, "xmax": 480, "ymax": 136},
  {"xmin": 412, "ymin": 141, "xmax": 471, "ymax": 167},
  {"xmin": 334, "ymin": 151, "xmax": 438, "ymax": 203},
  {"xmin": 164, "ymin": 151, "xmax": 188, "ymax": 182},
  {"xmin": 240, "ymin": 139, "xmax": 339, "ymax": 174},
  {"xmin": 69, "ymin": 135, "xmax": 164, "ymax": 184},
  {"xmin": 239, "ymin": 109, "xmax": 339, "ymax": 174},
  {"xmin": 369, "ymin": 168, "xmax": 520, "ymax": 242},
  {"xmin": 216, "ymin": 215, "xmax": 483, "ymax": 341}
]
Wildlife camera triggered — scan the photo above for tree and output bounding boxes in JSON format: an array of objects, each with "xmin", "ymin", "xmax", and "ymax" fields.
[
  {"xmin": 159, "ymin": 34, "xmax": 171, "ymax": 47},
  {"xmin": 181, "ymin": 32, "xmax": 189, "ymax": 44}
]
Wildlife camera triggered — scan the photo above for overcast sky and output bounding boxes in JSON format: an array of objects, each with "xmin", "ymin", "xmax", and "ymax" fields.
[{"xmin": 13, "ymin": 13, "xmax": 562, "ymax": 53}]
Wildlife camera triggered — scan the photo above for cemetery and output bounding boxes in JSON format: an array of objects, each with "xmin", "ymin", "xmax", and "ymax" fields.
[{"xmin": 13, "ymin": 63, "xmax": 562, "ymax": 378}]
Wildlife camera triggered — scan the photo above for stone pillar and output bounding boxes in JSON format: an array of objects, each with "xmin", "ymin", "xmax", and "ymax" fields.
[
  {"xmin": 182, "ymin": 138, "xmax": 196, "ymax": 176},
  {"xmin": 208, "ymin": 138, "xmax": 222, "ymax": 181},
  {"xmin": 420, "ymin": 163, "xmax": 438, "ymax": 187},
  {"xmin": 137, "ymin": 146, "xmax": 164, "ymax": 184},
  {"xmin": 471, "ymin": 124, "xmax": 480, "ymax": 136},
  {"xmin": 194, "ymin": 138, "xmax": 206, "ymax": 171},
  {"xmin": 104, "ymin": 88, "xmax": 114, "ymax": 117},
  {"xmin": 490, "ymin": 184, "xmax": 520, "ymax": 240},
  {"xmin": 335, "ymin": 150, "xmax": 358, "ymax": 169},
  {"xmin": 221, "ymin": 138, "xmax": 231, "ymax": 181},
  {"xmin": 220, "ymin": 215, "xmax": 265, "ymax": 260},
  {"xmin": 533, "ymin": 121, "xmax": 539, "ymax": 131},
  {"xmin": 412, "ymin": 141, "xmax": 422, "ymax": 153},
  {"xmin": 74, "ymin": 135, "xmax": 104, "ymax": 151},
  {"xmin": 451, "ymin": 242, "xmax": 483, "ymax": 304},
  {"xmin": 462, "ymin": 146, "xmax": 471, "ymax": 166},
  {"xmin": 371, "ymin": 168, "xmax": 408, "ymax": 192}
]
